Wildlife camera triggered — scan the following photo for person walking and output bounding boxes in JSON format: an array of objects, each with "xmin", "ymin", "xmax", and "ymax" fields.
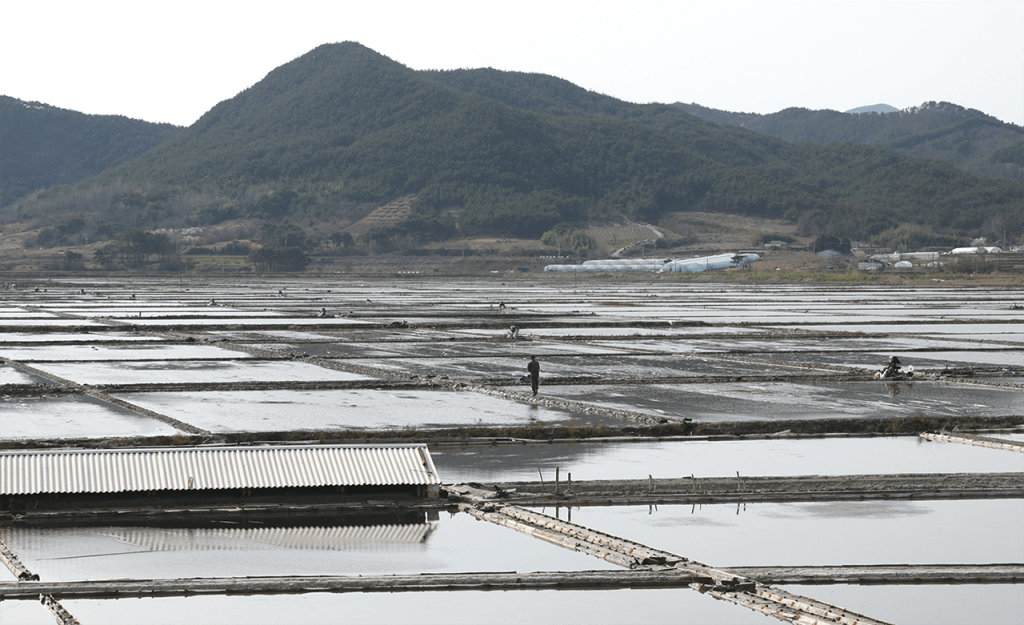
[{"xmin": 527, "ymin": 355, "xmax": 540, "ymax": 396}]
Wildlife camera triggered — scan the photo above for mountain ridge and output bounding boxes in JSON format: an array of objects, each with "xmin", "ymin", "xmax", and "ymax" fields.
[
  {"xmin": 673, "ymin": 101, "xmax": 1023, "ymax": 181},
  {"xmin": 0, "ymin": 96, "xmax": 182, "ymax": 206},
  {"xmin": 1, "ymin": 42, "xmax": 1020, "ymax": 253}
]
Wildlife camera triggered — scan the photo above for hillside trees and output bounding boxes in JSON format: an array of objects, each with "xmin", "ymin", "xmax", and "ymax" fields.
[
  {"xmin": 357, "ymin": 213, "xmax": 456, "ymax": 252},
  {"xmin": 92, "ymin": 229, "xmax": 177, "ymax": 269},
  {"xmin": 258, "ymin": 221, "xmax": 311, "ymax": 249},
  {"xmin": 542, "ymin": 222, "xmax": 598, "ymax": 257},
  {"xmin": 810, "ymin": 234, "xmax": 851, "ymax": 254},
  {"xmin": 673, "ymin": 101, "xmax": 1024, "ymax": 182},
  {"xmin": 248, "ymin": 247, "xmax": 310, "ymax": 272},
  {"xmin": 3, "ymin": 42, "xmax": 1021, "ymax": 250},
  {"xmin": 0, "ymin": 96, "xmax": 181, "ymax": 207}
]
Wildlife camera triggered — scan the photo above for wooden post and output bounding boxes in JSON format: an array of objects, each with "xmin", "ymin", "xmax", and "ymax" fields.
[
  {"xmin": 538, "ymin": 468, "xmax": 546, "ymax": 492},
  {"xmin": 556, "ymin": 467, "xmax": 560, "ymax": 495}
]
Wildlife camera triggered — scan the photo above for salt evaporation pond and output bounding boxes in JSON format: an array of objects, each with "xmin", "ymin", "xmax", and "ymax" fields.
[
  {"xmin": 876, "ymin": 350, "xmax": 1023, "ymax": 368},
  {"xmin": 120, "ymin": 317, "xmax": 376, "ymax": 327},
  {"xmin": 0, "ymin": 311, "xmax": 60, "ymax": 318},
  {"xmin": 43, "ymin": 307, "xmax": 284, "ymax": 317},
  {"xmin": 767, "ymin": 322, "xmax": 1024, "ymax": 337},
  {"xmin": 454, "ymin": 326, "xmax": 767, "ymax": 338},
  {"xmin": 30, "ymin": 360, "xmax": 372, "ymax": 385},
  {"xmin": 115, "ymin": 389, "xmax": 619, "ymax": 432},
  {"xmin": 0, "ymin": 344, "xmax": 253, "ymax": 361},
  {"xmin": 0, "ymin": 514, "xmax": 614, "ymax": 583},
  {"xmin": 253, "ymin": 341, "xmax": 625, "ymax": 359},
  {"xmin": 9, "ymin": 502, "xmax": 1017, "ymax": 624},
  {"xmin": 560, "ymin": 499, "xmax": 1023, "ymax": 568},
  {"xmin": 1, "ymin": 588, "xmax": 769, "ymax": 625},
  {"xmin": 374, "ymin": 354, "xmax": 796, "ymax": 380},
  {"xmin": 0, "ymin": 319, "xmax": 104, "ymax": 327},
  {"xmin": 783, "ymin": 584, "xmax": 1022, "ymax": 625},
  {"xmin": 209, "ymin": 330, "xmax": 341, "ymax": 341},
  {"xmin": 431, "ymin": 436, "xmax": 1024, "ymax": 483},
  {"xmin": 0, "ymin": 365, "xmax": 42, "ymax": 385},
  {"xmin": 539, "ymin": 381, "xmax": 1024, "ymax": 422},
  {"xmin": 0, "ymin": 396, "xmax": 182, "ymax": 439},
  {"xmin": 0, "ymin": 332, "xmax": 162, "ymax": 343},
  {"xmin": 604, "ymin": 336, "xmax": 1014, "ymax": 354}
]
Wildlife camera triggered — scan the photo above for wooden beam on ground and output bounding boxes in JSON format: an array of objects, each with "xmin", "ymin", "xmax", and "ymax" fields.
[
  {"xmin": 4, "ymin": 472, "xmax": 1018, "ymax": 528},
  {"xmin": 450, "ymin": 492, "xmax": 891, "ymax": 625},
  {"xmin": 920, "ymin": 432, "xmax": 1024, "ymax": 453},
  {"xmin": 0, "ymin": 570, "xmax": 693, "ymax": 600},
  {"xmin": 724, "ymin": 563, "xmax": 1024, "ymax": 585},
  {"xmin": 476, "ymin": 472, "xmax": 1024, "ymax": 507},
  {"xmin": 0, "ymin": 539, "xmax": 38, "ymax": 581},
  {"xmin": 2, "ymin": 565, "xmax": 1018, "ymax": 601}
]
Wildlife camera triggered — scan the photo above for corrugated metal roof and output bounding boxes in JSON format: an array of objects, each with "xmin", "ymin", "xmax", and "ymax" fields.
[
  {"xmin": 0, "ymin": 524, "xmax": 437, "ymax": 551},
  {"xmin": 0, "ymin": 444, "xmax": 441, "ymax": 495}
]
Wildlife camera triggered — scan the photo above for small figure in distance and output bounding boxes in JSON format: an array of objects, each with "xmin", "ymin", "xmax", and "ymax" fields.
[
  {"xmin": 508, "ymin": 325, "xmax": 519, "ymax": 340},
  {"xmin": 499, "ymin": 301, "xmax": 507, "ymax": 310},
  {"xmin": 877, "ymin": 355, "xmax": 911, "ymax": 380},
  {"xmin": 527, "ymin": 355, "xmax": 540, "ymax": 396}
]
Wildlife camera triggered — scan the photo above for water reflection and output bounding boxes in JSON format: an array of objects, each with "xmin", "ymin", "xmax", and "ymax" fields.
[
  {"xmin": 2, "ymin": 522, "xmax": 438, "ymax": 554},
  {"xmin": 0, "ymin": 512, "xmax": 615, "ymax": 583},
  {"xmin": 431, "ymin": 436, "xmax": 1024, "ymax": 484},
  {"xmin": 562, "ymin": 500, "xmax": 1024, "ymax": 568},
  {"xmin": 2, "ymin": 587, "xmax": 772, "ymax": 625}
]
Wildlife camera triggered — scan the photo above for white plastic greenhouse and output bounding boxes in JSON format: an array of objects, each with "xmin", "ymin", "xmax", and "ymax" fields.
[{"xmin": 545, "ymin": 253, "xmax": 760, "ymax": 273}]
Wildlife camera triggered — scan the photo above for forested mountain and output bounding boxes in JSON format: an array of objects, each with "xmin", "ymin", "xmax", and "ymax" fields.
[
  {"xmin": 3, "ymin": 42, "xmax": 1021, "ymax": 250},
  {"xmin": 673, "ymin": 101, "xmax": 1023, "ymax": 181},
  {"xmin": 0, "ymin": 96, "xmax": 182, "ymax": 207}
]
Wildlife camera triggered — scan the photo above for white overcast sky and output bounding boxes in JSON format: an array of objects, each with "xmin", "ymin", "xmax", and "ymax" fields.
[{"xmin": 1, "ymin": 0, "xmax": 1021, "ymax": 127}]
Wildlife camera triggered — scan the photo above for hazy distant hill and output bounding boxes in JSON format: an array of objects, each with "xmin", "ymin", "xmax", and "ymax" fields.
[
  {"xmin": 845, "ymin": 104, "xmax": 899, "ymax": 115},
  {"xmin": 3, "ymin": 43, "xmax": 1021, "ymax": 249},
  {"xmin": 673, "ymin": 101, "xmax": 1023, "ymax": 181},
  {"xmin": 0, "ymin": 96, "xmax": 182, "ymax": 207}
]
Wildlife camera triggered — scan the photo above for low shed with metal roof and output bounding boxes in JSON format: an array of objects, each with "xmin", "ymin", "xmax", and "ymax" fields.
[{"xmin": 0, "ymin": 444, "xmax": 442, "ymax": 523}]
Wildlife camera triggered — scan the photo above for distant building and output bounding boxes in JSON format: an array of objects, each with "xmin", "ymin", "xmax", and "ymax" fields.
[{"xmin": 950, "ymin": 246, "xmax": 1002, "ymax": 254}]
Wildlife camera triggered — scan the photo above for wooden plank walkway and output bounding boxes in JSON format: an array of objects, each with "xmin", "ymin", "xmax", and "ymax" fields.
[
  {"xmin": 725, "ymin": 563, "xmax": 1024, "ymax": 585},
  {"xmin": 0, "ymin": 539, "xmax": 38, "ymax": 580},
  {"xmin": 483, "ymin": 472, "xmax": 1024, "ymax": 507},
  {"xmin": 3, "ymin": 565, "xmax": 1019, "ymax": 600},
  {"xmin": 920, "ymin": 432, "xmax": 1024, "ymax": 453},
  {"xmin": 450, "ymin": 484, "xmax": 892, "ymax": 625},
  {"xmin": 3, "ymin": 472, "xmax": 1019, "ymax": 527}
]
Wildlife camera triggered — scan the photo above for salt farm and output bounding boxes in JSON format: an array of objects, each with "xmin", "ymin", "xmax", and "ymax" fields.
[{"xmin": 1, "ymin": 274, "xmax": 1022, "ymax": 625}]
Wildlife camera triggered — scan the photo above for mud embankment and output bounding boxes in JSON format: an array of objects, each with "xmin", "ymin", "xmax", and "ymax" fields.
[{"xmin": 2, "ymin": 414, "xmax": 1021, "ymax": 451}]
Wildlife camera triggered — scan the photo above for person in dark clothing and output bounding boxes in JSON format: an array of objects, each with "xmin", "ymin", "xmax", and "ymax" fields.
[
  {"xmin": 527, "ymin": 355, "xmax": 540, "ymax": 395},
  {"xmin": 881, "ymin": 355, "xmax": 901, "ymax": 379}
]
